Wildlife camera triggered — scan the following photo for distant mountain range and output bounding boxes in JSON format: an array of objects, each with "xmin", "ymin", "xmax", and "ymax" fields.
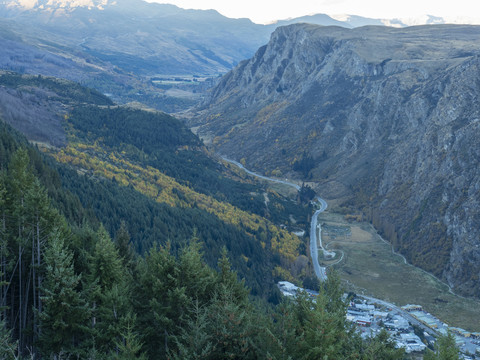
[
  {"xmin": 0, "ymin": 0, "xmax": 471, "ymax": 111},
  {"xmin": 0, "ymin": 0, "xmax": 464, "ymax": 77},
  {"xmin": 189, "ymin": 23, "xmax": 480, "ymax": 298}
]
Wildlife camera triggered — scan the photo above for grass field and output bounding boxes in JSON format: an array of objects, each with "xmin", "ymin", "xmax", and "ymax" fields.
[
  {"xmin": 245, "ymin": 173, "xmax": 480, "ymax": 332},
  {"xmin": 319, "ymin": 212, "xmax": 480, "ymax": 332}
]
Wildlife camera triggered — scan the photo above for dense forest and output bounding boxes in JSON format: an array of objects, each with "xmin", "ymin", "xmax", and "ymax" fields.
[
  {"xmin": 0, "ymin": 126, "xmax": 406, "ymax": 359},
  {"xmin": 0, "ymin": 73, "xmax": 461, "ymax": 359},
  {"xmin": 0, "ymin": 115, "xmax": 460, "ymax": 360},
  {"xmin": 0, "ymin": 72, "xmax": 314, "ymax": 297}
]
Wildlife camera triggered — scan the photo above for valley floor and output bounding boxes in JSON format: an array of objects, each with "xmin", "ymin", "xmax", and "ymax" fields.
[{"xmin": 319, "ymin": 211, "xmax": 480, "ymax": 333}]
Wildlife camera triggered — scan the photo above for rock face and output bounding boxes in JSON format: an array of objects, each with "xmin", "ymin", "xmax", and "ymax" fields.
[{"xmin": 189, "ymin": 23, "xmax": 480, "ymax": 297}]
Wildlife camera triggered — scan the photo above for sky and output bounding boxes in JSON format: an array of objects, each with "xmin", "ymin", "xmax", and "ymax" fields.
[{"xmin": 150, "ymin": 0, "xmax": 480, "ymax": 24}]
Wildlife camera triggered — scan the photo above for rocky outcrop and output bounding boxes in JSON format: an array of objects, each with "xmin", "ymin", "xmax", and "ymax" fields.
[{"xmin": 189, "ymin": 23, "xmax": 480, "ymax": 297}]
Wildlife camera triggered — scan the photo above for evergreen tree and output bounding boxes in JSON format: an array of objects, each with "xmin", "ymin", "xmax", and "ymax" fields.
[
  {"xmin": 0, "ymin": 172, "xmax": 7, "ymax": 315},
  {"xmin": 90, "ymin": 225, "xmax": 130, "ymax": 354},
  {"xmin": 7, "ymin": 148, "xmax": 35, "ymax": 352},
  {"xmin": 361, "ymin": 329, "xmax": 404, "ymax": 360},
  {"xmin": 170, "ymin": 299, "xmax": 213, "ymax": 360},
  {"xmin": 39, "ymin": 228, "xmax": 90, "ymax": 358},
  {"xmin": 178, "ymin": 237, "xmax": 216, "ymax": 305},
  {"xmin": 171, "ymin": 248, "xmax": 261, "ymax": 360},
  {"xmin": 91, "ymin": 225, "xmax": 124, "ymax": 291},
  {"xmin": 113, "ymin": 313, "xmax": 147, "ymax": 360},
  {"xmin": 0, "ymin": 316, "xmax": 17, "ymax": 360},
  {"xmin": 114, "ymin": 221, "xmax": 136, "ymax": 270},
  {"xmin": 205, "ymin": 284, "xmax": 260, "ymax": 359},
  {"xmin": 134, "ymin": 243, "xmax": 183, "ymax": 358},
  {"xmin": 24, "ymin": 177, "xmax": 59, "ymax": 345},
  {"xmin": 271, "ymin": 271, "xmax": 359, "ymax": 360},
  {"xmin": 216, "ymin": 247, "xmax": 249, "ymax": 303},
  {"xmin": 424, "ymin": 331, "xmax": 460, "ymax": 360}
]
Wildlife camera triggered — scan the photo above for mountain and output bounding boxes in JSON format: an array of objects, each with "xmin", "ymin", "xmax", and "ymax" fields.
[
  {"xmin": 0, "ymin": 0, "xmax": 273, "ymax": 111},
  {"xmin": 0, "ymin": 0, "xmax": 269, "ymax": 75},
  {"xmin": 0, "ymin": 70, "xmax": 314, "ymax": 298},
  {"xmin": 188, "ymin": 23, "xmax": 480, "ymax": 298},
  {"xmin": 0, "ymin": 107, "xmax": 405, "ymax": 360},
  {"xmin": 0, "ymin": 0, "xmax": 449, "ymax": 113}
]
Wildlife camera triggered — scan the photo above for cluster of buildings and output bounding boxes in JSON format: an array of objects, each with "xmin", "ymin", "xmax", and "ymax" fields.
[
  {"xmin": 347, "ymin": 300, "xmax": 426, "ymax": 353},
  {"xmin": 278, "ymin": 281, "xmax": 318, "ymax": 298},
  {"xmin": 401, "ymin": 304, "xmax": 480, "ymax": 357},
  {"xmin": 278, "ymin": 281, "xmax": 480, "ymax": 357}
]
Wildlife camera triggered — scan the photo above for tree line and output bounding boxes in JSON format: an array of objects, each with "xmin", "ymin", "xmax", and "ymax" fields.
[
  {"xmin": 0, "ymin": 145, "xmax": 461, "ymax": 359},
  {"xmin": 0, "ymin": 145, "xmax": 404, "ymax": 358}
]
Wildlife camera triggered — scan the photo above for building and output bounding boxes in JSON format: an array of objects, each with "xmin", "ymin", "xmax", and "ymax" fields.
[
  {"xmin": 278, "ymin": 281, "xmax": 298, "ymax": 297},
  {"xmin": 409, "ymin": 311, "xmax": 438, "ymax": 329},
  {"xmin": 396, "ymin": 333, "xmax": 426, "ymax": 353},
  {"xmin": 470, "ymin": 332, "xmax": 480, "ymax": 340},
  {"xmin": 373, "ymin": 310, "xmax": 388, "ymax": 319},
  {"xmin": 385, "ymin": 315, "xmax": 410, "ymax": 332},
  {"xmin": 401, "ymin": 304, "xmax": 423, "ymax": 312},
  {"xmin": 450, "ymin": 327, "xmax": 471, "ymax": 338},
  {"xmin": 354, "ymin": 303, "xmax": 375, "ymax": 312}
]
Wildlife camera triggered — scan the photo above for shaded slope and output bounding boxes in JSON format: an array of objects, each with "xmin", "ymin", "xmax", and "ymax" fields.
[
  {"xmin": 0, "ymin": 72, "xmax": 312, "ymax": 297},
  {"xmin": 190, "ymin": 23, "xmax": 480, "ymax": 297}
]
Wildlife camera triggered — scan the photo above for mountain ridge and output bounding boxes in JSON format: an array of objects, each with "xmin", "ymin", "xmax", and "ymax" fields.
[{"xmin": 188, "ymin": 23, "xmax": 480, "ymax": 298}]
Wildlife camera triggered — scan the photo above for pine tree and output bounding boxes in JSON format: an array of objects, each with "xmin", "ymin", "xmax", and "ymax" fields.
[
  {"xmin": 178, "ymin": 237, "xmax": 216, "ymax": 305},
  {"xmin": 92, "ymin": 225, "xmax": 124, "ymax": 290},
  {"xmin": 424, "ymin": 331, "xmax": 460, "ymax": 360},
  {"xmin": 134, "ymin": 243, "xmax": 186, "ymax": 359},
  {"xmin": 24, "ymin": 177, "xmax": 58, "ymax": 346},
  {"xmin": 170, "ymin": 299, "xmax": 213, "ymax": 360},
  {"xmin": 39, "ymin": 228, "xmax": 90, "ymax": 359},
  {"xmin": 361, "ymin": 329, "xmax": 404, "ymax": 360},
  {"xmin": 0, "ymin": 316, "xmax": 17, "ymax": 360},
  {"xmin": 113, "ymin": 314, "xmax": 147, "ymax": 360},
  {"xmin": 170, "ymin": 248, "xmax": 259, "ymax": 360},
  {"xmin": 7, "ymin": 148, "xmax": 34, "ymax": 351},
  {"xmin": 90, "ymin": 225, "xmax": 130, "ymax": 354},
  {"xmin": 216, "ymin": 247, "xmax": 249, "ymax": 303},
  {"xmin": 276, "ymin": 270, "xmax": 357, "ymax": 359},
  {"xmin": 0, "ymin": 171, "xmax": 7, "ymax": 316},
  {"xmin": 114, "ymin": 221, "xmax": 136, "ymax": 270},
  {"xmin": 204, "ymin": 281, "xmax": 260, "ymax": 359},
  {"xmin": 0, "ymin": 267, "xmax": 17, "ymax": 360}
]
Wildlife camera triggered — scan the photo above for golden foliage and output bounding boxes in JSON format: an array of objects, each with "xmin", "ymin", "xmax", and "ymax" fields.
[{"xmin": 45, "ymin": 142, "xmax": 301, "ymax": 262}]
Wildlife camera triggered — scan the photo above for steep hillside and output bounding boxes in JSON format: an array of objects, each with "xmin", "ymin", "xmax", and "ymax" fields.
[
  {"xmin": 0, "ymin": 0, "xmax": 425, "ymax": 112},
  {"xmin": 189, "ymin": 24, "xmax": 480, "ymax": 297},
  {"xmin": 0, "ymin": 71, "xmax": 313, "ymax": 296}
]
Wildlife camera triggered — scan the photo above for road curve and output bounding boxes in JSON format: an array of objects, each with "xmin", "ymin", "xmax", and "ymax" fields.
[
  {"xmin": 222, "ymin": 157, "xmax": 301, "ymax": 190},
  {"xmin": 221, "ymin": 156, "xmax": 328, "ymax": 282},
  {"xmin": 310, "ymin": 197, "xmax": 328, "ymax": 282}
]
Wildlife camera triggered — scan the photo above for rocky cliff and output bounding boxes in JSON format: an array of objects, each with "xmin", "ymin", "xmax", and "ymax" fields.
[{"xmin": 189, "ymin": 24, "xmax": 480, "ymax": 297}]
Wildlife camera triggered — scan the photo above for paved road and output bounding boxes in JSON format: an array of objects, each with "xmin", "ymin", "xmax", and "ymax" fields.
[
  {"xmin": 358, "ymin": 295, "xmax": 439, "ymax": 337},
  {"xmin": 222, "ymin": 156, "xmax": 328, "ymax": 282},
  {"xmin": 222, "ymin": 157, "xmax": 301, "ymax": 190},
  {"xmin": 310, "ymin": 197, "xmax": 328, "ymax": 281}
]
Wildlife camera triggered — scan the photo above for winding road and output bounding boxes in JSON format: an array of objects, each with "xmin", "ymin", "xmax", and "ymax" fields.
[
  {"xmin": 310, "ymin": 197, "xmax": 328, "ymax": 281},
  {"xmin": 221, "ymin": 157, "xmax": 329, "ymax": 282}
]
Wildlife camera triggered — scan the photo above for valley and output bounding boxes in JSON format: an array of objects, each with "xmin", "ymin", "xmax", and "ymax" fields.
[
  {"xmin": 320, "ymin": 212, "xmax": 480, "ymax": 332},
  {"xmin": 1, "ymin": 0, "xmax": 479, "ymax": 357},
  {"xmin": 191, "ymin": 22, "xmax": 480, "ymax": 300},
  {"xmin": 225, "ymin": 157, "xmax": 480, "ymax": 333}
]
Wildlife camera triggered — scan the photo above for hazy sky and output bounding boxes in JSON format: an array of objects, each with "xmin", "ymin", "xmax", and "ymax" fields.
[{"xmin": 151, "ymin": 0, "xmax": 480, "ymax": 24}]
